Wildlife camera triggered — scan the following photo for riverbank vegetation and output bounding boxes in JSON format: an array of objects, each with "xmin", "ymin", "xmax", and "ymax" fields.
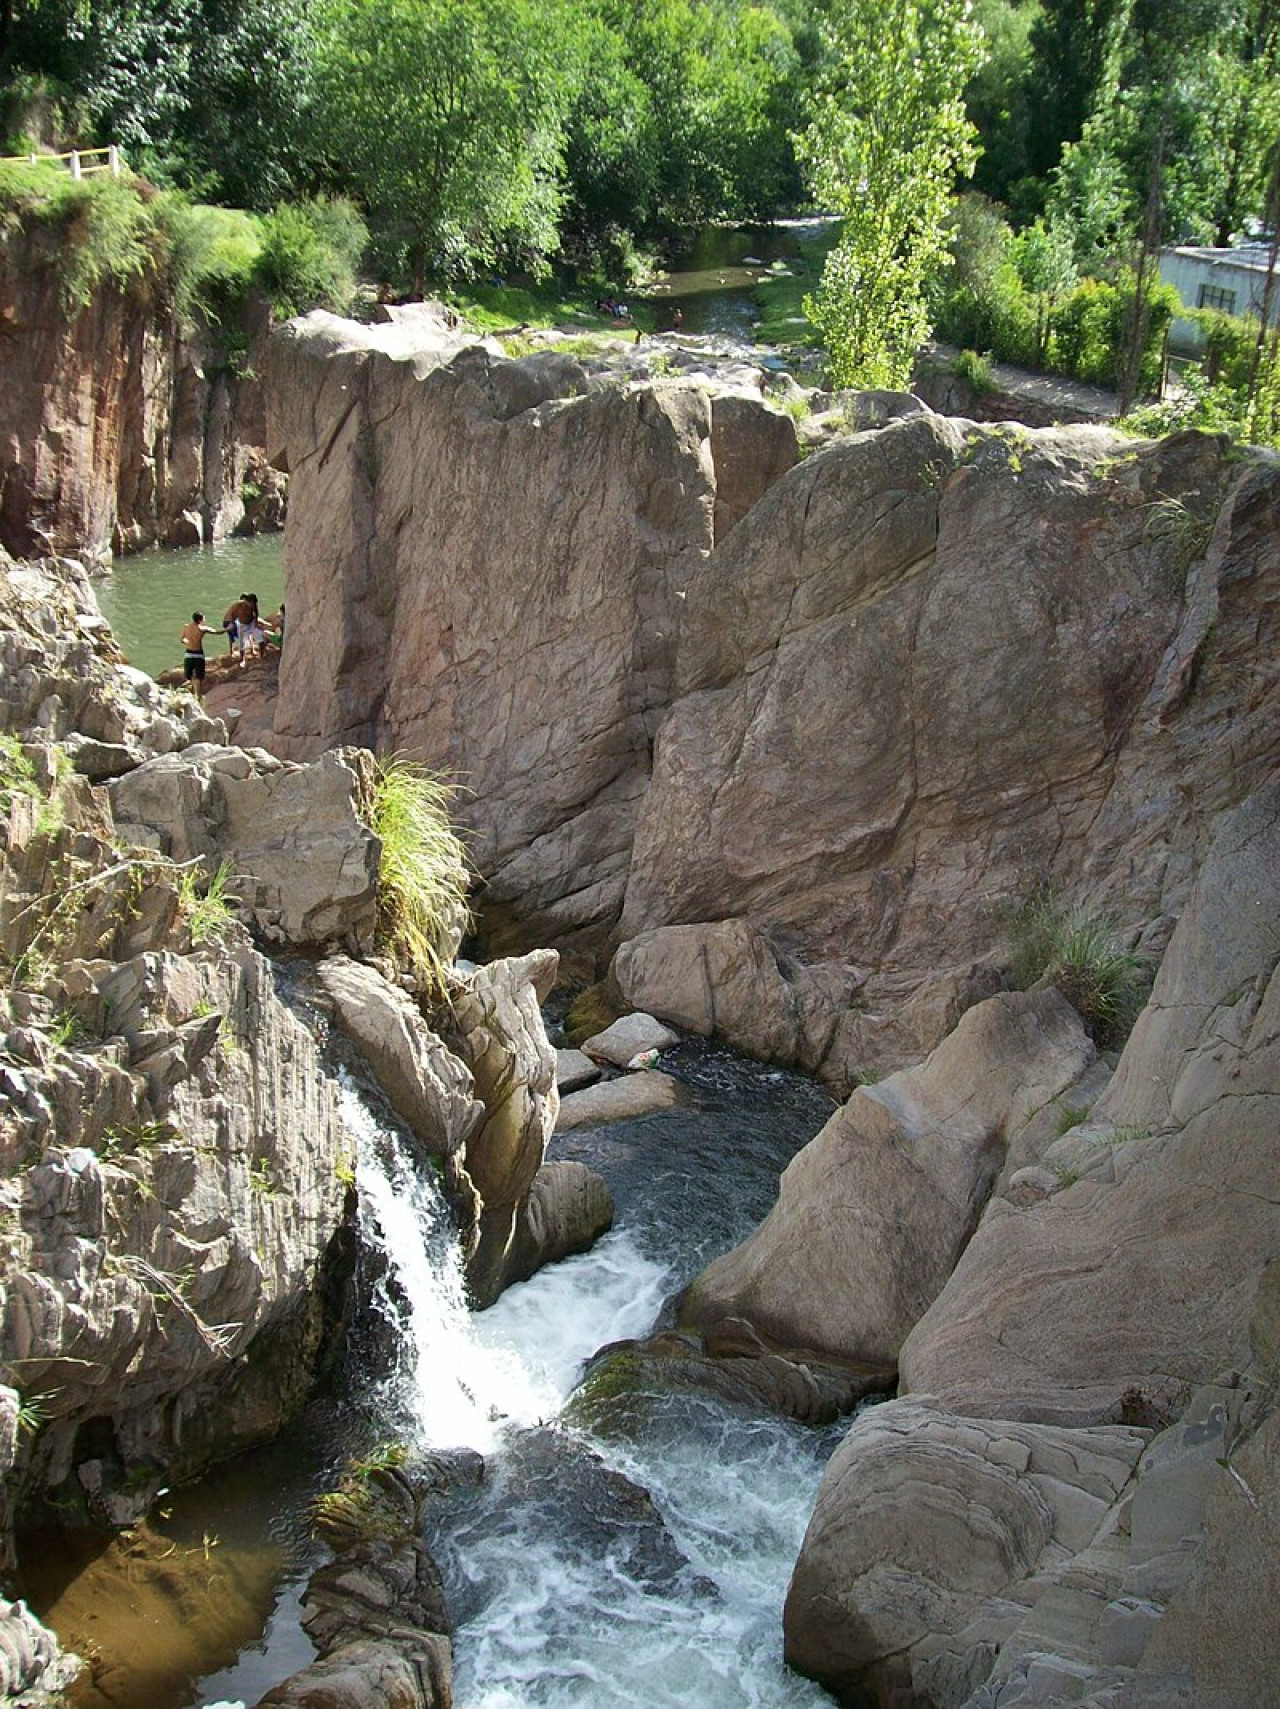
[
  {"xmin": 0, "ymin": 0, "xmax": 1276, "ymax": 440},
  {"xmin": 366, "ymin": 758, "xmax": 472, "ymax": 1002}
]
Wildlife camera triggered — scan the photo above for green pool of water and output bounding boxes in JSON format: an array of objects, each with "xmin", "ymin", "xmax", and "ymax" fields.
[{"xmin": 95, "ymin": 535, "xmax": 284, "ymax": 680}]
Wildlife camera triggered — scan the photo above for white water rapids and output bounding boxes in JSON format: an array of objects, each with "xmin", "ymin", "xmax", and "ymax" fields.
[{"xmin": 344, "ymin": 1079, "xmax": 838, "ymax": 1708}]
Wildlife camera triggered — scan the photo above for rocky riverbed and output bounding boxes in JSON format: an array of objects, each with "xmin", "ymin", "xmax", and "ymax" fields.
[{"xmin": 0, "ymin": 301, "xmax": 1277, "ymax": 1708}]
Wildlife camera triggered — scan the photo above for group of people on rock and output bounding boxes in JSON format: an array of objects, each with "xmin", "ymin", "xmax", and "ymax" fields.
[{"xmin": 180, "ymin": 591, "xmax": 284, "ymax": 698}]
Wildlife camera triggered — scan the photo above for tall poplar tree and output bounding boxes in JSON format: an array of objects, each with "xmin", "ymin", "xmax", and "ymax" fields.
[{"xmin": 797, "ymin": 0, "xmax": 985, "ymax": 389}]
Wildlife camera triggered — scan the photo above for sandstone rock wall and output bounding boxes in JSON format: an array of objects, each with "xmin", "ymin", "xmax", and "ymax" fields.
[
  {"xmin": 266, "ymin": 313, "xmax": 798, "ymax": 967},
  {"xmin": 694, "ymin": 774, "xmax": 1280, "ymax": 1706},
  {"xmin": 0, "ymin": 224, "xmax": 275, "ymax": 566},
  {"xmin": 619, "ymin": 424, "xmax": 1279, "ymax": 1083},
  {"xmin": 263, "ymin": 315, "xmax": 1279, "ymax": 1084}
]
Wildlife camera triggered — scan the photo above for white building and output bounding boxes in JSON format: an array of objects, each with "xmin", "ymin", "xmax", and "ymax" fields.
[{"xmin": 1159, "ymin": 242, "xmax": 1279, "ymax": 353}]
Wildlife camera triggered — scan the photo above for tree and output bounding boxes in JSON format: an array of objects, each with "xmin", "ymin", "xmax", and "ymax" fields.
[
  {"xmin": 965, "ymin": 0, "xmax": 1039, "ymax": 215},
  {"xmin": 1012, "ymin": 216, "xmax": 1077, "ymax": 362},
  {"xmin": 182, "ymin": 0, "xmax": 321, "ymax": 208},
  {"xmin": 796, "ymin": 0, "xmax": 986, "ymax": 389},
  {"xmin": 1026, "ymin": 0, "xmax": 1133, "ymax": 180},
  {"xmin": 314, "ymin": 0, "xmax": 570, "ymax": 291}
]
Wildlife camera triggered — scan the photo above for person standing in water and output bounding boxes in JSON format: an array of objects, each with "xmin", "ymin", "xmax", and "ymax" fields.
[{"xmin": 179, "ymin": 611, "xmax": 217, "ymax": 698}]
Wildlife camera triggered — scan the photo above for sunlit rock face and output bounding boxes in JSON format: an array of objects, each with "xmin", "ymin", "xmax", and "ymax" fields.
[
  {"xmin": 267, "ymin": 315, "xmax": 1280, "ymax": 1084},
  {"xmin": 266, "ymin": 313, "xmax": 797, "ymax": 969},
  {"xmin": 0, "ymin": 225, "xmax": 272, "ymax": 566}
]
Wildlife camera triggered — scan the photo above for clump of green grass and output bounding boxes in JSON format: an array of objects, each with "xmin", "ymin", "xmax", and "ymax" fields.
[
  {"xmin": 1054, "ymin": 1102, "xmax": 1091, "ymax": 1135},
  {"xmin": 1010, "ymin": 892, "xmax": 1150, "ymax": 1048},
  {"xmin": 177, "ymin": 860, "xmax": 237, "ymax": 946},
  {"xmin": 0, "ymin": 733, "xmax": 40, "ymax": 814},
  {"xmin": 951, "ymin": 347, "xmax": 996, "ymax": 395},
  {"xmin": 310, "ymin": 1442, "xmax": 414, "ymax": 1547},
  {"xmin": 367, "ymin": 757, "xmax": 471, "ymax": 999}
]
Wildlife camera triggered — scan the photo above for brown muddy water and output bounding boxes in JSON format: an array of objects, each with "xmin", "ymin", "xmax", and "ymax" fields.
[{"xmin": 19, "ymin": 1422, "xmax": 334, "ymax": 1708}]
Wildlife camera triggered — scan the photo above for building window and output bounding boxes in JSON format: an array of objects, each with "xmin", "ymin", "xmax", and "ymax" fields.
[{"xmin": 1197, "ymin": 282, "xmax": 1237, "ymax": 314}]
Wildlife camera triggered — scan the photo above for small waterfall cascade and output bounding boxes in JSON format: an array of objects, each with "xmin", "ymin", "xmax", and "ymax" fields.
[{"xmin": 346, "ymin": 1067, "xmax": 841, "ymax": 1708}]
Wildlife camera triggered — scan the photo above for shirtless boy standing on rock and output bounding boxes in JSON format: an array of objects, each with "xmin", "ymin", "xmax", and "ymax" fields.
[{"xmin": 180, "ymin": 611, "xmax": 217, "ymax": 698}]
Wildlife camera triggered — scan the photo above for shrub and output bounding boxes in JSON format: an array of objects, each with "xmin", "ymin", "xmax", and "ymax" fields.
[
  {"xmin": 252, "ymin": 196, "xmax": 367, "ymax": 320},
  {"xmin": 155, "ymin": 197, "xmax": 260, "ymax": 329},
  {"xmin": 177, "ymin": 859, "xmax": 237, "ymax": 945},
  {"xmin": 951, "ymin": 347, "xmax": 996, "ymax": 395},
  {"xmin": 367, "ymin": 758, "xmax": 471, "ymax": 1000},
  {"xmin": 0, "ymin": 169, "xmax": 158, "ymax": 310},
  {"xmin": 0, "ymin": 733, "xmax": 40, "ymax": 814},
  {"xmin": 1010, "ymin": 892, "xmax": 1150, "ymax": 1048},
  {"xmin": 1049, "ymin": 275, "xmax": 1120, "ymax": 387}
]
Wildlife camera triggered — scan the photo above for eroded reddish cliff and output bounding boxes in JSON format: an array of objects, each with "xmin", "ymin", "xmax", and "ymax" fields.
[{"xmin": 0, "ymin": 223, "xmax": 276, "ymax": 565}]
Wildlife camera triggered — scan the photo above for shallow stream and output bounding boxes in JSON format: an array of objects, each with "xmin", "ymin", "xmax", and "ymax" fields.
[{"xmin": 28, "ymin": 1042, "xmax": 845, "ymax": 1707}]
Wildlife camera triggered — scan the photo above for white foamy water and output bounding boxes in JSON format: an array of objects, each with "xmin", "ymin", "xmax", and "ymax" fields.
[
  {"xmin": 347, "ymin": 1077, "xmax": 836, "ymax": 1708},
  {"xmin": 349, "ymin": 1082, "xmax": 668, "ymax": 1450}
]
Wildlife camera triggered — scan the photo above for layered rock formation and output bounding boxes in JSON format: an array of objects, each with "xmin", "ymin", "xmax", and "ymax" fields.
[
  {"xmin": 0, "ymin": 550, "xmax": 600, "ymax": 1699},
  {"xmin": 263, "ymin": 313, "xmax": 1278, "ymax": 1087},
  {"xmin": 680, "ymin": 987, "xmax": 1095, "ymax": 1368},
  {"xmin": 695, "ymin": 776, "xmax": 1280, "ymax": 1703},
  {"xmin": 265, "ymin": 312, "xmax": 798, "ymax": 970},
  {"xmin": 0, "ymin": 224, "xmax": 277, "ymax": 566}
]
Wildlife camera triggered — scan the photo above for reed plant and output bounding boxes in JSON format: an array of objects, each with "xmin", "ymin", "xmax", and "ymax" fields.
[
  {"xmin": 1010, "ymin": 891, "xmax": 1150, "ymax": 1048},
  {"xmin": 368, "ymin": 758, "xmax": 471, "ymax": 1001}
]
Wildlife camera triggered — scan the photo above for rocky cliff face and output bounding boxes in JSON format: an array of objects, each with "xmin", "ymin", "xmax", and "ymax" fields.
[
  {"xmin": 265, "ymin": 313, "xmax": 797, "ymax": 970},
  {"xmin": 0, "ymin": 551, "xmax": 591, "ymax": 1702},
  {"xmin": 264, "ymin": 315, "xmax": 1279, "ymax": 1087},
  {"xmin": 0, "ymin": 225, "xmax": 278, "ymax": 567},
  {"xmin": 773, "ymin": 777, "xmax": 1280, "ymax": 1706}
]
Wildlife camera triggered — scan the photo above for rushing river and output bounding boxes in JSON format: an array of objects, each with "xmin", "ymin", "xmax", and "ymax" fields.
[
  {"xmin": 347, "ymin": 1048, "xmax": 844, "ymax": 1709},
  {"xmin": 30, "ymin": 1042, "xmax": 845, "ymax": 1707}
]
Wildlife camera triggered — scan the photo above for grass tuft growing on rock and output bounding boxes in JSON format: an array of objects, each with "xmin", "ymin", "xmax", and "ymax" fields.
[
  {"xmin": 1010, "ymin": 893, "xmax": 1150, "ymax": 1049},
  {"xmin": 176, "ymin": 860, "xmax": 236, "ymax": 946},
  {"xmin": 0, "ymin": 733, "xmax": 39, "ymax": 814},
  {"xmin": 368, "ymin": 758, "xmax": 471, "ymax": 1001}
]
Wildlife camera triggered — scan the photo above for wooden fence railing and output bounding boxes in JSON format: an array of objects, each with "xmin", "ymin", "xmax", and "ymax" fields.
[{"xmin": 0, "ymin": 145, "xmax": 124, "ymax": 178}]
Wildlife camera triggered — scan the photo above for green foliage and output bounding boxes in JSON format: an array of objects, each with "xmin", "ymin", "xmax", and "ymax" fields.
[
  {"xmin": 366, "ymin": 758, "xmax": 471, "ymax": 999},
  {"xmin": 1054, "ymin": 1102, "xmax": 1091, "ymax": 1135},
  {"xmin": 796, "ymin": 0, "xmax": 987, "ymax": 389},
  {"xmin": 0, "ymin": 733, "xmax": 40, "ymax": 815},
  {"xmin": 49, "ymin": 1008, "xmax": 85, "ymax": 1052},
  {"xmin": 935, "ymin": 217, "xmax": 1178, "ymax": 396},
  {"xmin": 964, "ymin": 0, "xmax": 1039, "ymax": 211},
  {"xmin": 310, "ymin": 1442, "xmax": 413, "ymax": 1546},
  {"xmin": 951, "ymin": 347, "xmax": 996, "ymax": 393},
  {"xmin": 99, "ymin": 1121, "xmax": 177, "ymax": 1159},
  {"xmin": 251, "ymin": 196, "xmax": 366, "ymax": 319},
  {"xmin": 0, "ymin": 164, "xmax": 368, "ymax": 330},
  {"xmin": 155, "ymin": 197, "xmax": 260, "ymax": 328},
  {"xmin": 2, "ymin": 168, "xmax": 156, "ymax": 309},
  {"xmin": 1010, "ymin": 892, "xmax": 1150, "ymax": 1048},
  {"xmin": 248, "ymin": 1158, "xmax": 280, "ymax": 1197},
  {"xmin": 314, "ymin": 0, "xmax": 567, "ymax": 291},
  {"xmin": 176, "ymin": 859, "xmax": 236, "ymax": 946}
]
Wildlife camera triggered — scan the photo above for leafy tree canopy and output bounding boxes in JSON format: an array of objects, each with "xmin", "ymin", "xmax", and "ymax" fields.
[{"xmin": 797, "ymin": 0, "xmax": 986, "ymax": 388}]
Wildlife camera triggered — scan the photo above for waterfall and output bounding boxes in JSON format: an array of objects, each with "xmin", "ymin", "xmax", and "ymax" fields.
[
  {"xmin": 344, "ymin": 1073, "xmax": 840, "ymax": 1708},
  {"xmin": 346, "ymin": 1079, "xmax": 668, "ymax": 1452}
]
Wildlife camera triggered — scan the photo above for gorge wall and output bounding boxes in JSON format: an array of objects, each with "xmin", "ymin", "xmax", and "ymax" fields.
[
  {"xmin": 263, "ymin": 315, "xmax": 1279, "ymax": 1088},
  {"xmin": 0, "ymin": 224, "xmax": 279, "ymax": 567},
  {"xmin": 0, "ymin": 551, "xmax": 592, "ymax": 1703}
]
